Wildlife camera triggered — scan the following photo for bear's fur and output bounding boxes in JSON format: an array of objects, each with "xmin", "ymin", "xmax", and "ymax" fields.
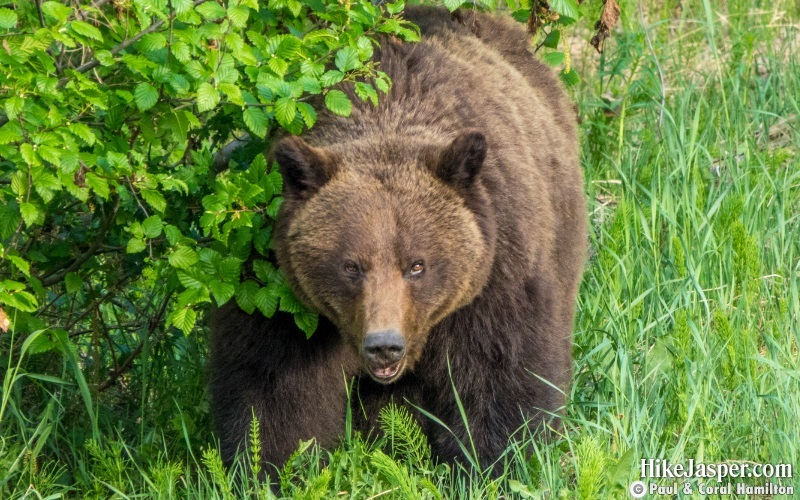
[{"xmin": 209, "ymin": 6, "xmax": 587, "ymax": 472}]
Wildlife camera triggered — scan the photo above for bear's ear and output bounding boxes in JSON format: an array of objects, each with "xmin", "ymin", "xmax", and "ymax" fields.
[
  {"xmin": 434, "ymin": 130, "xmax": 487, "ymax": 189},
  {"xmin": 272, "ymin": 136, "xmax": 339, "ymax": 199}
]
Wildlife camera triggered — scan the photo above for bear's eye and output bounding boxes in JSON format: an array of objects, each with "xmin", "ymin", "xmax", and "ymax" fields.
[
  {"xmin": 343, "ymin": 261, "xmax": 360, "ymax": 274},
  {"xmin": 409, "ymin": 261, "xmax": 425, "ymax": 276}
]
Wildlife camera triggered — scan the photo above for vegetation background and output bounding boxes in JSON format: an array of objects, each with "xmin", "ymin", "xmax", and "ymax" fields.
[{"xmin": 1, "ymin": 0, "xmax": 798, "ymax": 497}]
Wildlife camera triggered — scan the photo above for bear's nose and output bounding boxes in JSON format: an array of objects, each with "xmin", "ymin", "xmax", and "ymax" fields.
[{"xmin": 363, "ymin": 330, "xmax": 405, "ymax": 365}]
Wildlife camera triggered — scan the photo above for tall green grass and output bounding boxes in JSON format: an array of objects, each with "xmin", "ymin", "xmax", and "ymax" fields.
[{"xmin": 1, "ymin": 1, "xmax": 798, "ymax": 497}]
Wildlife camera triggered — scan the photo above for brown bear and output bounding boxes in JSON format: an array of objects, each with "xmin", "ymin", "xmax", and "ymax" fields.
[{"xmin": 209, "ymin": 6, "xmax": 587, "ymax": 474}]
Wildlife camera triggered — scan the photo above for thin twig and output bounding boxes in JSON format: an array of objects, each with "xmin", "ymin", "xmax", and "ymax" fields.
[
  {"xmin": 34, "ymin": 0, "xmax": 46, "ymax": 27},
  {"xmin": 69, "ymin": 322, "xmax": 143, "ymax": 336},
  {"xmin": 39, "ymin": 196, "xmax": 120, "ymax": 286},
  {"xmin": 65, "ymin": 270, "xmax": 137, "ymax": 331},
  {"xmin": 97, "ymin": 291, "xmax": 173, "ymax": 392},
  {"xmin": 54, "ymin": 0, "xmax": 206, "ymax": 88},
  {"xmin": 125, "ymin": 176, "xmax": 149, "ymax": 218}
]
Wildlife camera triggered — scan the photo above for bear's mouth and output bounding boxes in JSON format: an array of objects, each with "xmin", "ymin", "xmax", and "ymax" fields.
[{"xmin": 368, "ymin": 358, "xmax": 405, "ymax": 383}]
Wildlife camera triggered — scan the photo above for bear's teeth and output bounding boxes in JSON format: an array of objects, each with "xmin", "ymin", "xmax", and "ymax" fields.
[{"xmin": 373, "ymin": 362, "xmax": 401, "ymax": 378}]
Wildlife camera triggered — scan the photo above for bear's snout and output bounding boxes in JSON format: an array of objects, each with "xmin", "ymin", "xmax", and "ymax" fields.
[{"xmin": 362, "ymin": 330, "xmax": 406, "ymax": 382}]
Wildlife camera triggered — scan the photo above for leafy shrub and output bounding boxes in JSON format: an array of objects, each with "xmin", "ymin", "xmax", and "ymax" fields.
[{"xmin": 0, "ymin": 0, "xmax": 417, "ymax": 343}]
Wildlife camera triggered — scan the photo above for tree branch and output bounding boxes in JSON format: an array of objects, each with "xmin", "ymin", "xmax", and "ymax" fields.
[
  {"xmin": 97, "ymin": 291, "xmax": 173, "ymax": 392},
  {"xmin": 0, "ymin": 0, "xmax": 205, "ymax": 128},
  {"xmin": 39, "ymin": 195, "xmax": 120, "ymax": 287}
]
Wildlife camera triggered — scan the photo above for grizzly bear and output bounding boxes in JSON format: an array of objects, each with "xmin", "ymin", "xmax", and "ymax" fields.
[{"xmin": 209, "ymin": 6, "xmax": 587, "ymax": 473}]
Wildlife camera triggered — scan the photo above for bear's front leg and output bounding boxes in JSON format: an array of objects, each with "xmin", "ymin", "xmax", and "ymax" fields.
[
  {"xmin": 418, "ymin": 300, "xmax": 571, "ymax": 472},
  {"xmin": 420, "ymin": 364, "xmax": 564, "ymax": 472},
  {"xmin": 209, "ymin": 304, "xmax": 358, "ymax": 473}
]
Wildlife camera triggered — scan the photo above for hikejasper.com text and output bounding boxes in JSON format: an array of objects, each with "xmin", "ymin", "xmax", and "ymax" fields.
[{"xmin": 640, "ymin": 459, "xmax": 793, "ymax": 483}]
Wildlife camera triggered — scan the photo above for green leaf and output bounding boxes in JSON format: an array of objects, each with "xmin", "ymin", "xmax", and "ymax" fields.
[
  {"xmin": 298, "ymin": 76, "xmax": 321, "ymax": 94},
  {"xmin": 20, "ymin": 202, "xmax": 42, "ymax": 227},
  {"xmin": 24, "ymin": 331, "xmax": 61, "ymax": 356},
  {"xmin": 354, "ymin": 82, "xmax": 378, "ymax": 106},
  {"xmin": 442, "ymin": 0, "xmax": 465, "ymax": 11},
  {"xmin": 197, "ymin": 82, "xmax": 220, "ymax": 112},
  {"xmin": 274, "ymin": 97, "xmax": 296, "ymax": 128},
  {"xmin": 253, "ymin": 286, "xmax": 278, "ymax": 317},
  {"xmin": 325, "ymin": 90, "xmax": 352, "ymax": 117},
  {"xmin": 4, "ymin": 96, "xmax": 23, "ymax": 120},
  {"xmin": 297, "ymin": 102, "xmax": 317, "ymax": 128},
  {"xmin": 266, "ymin": 197, "xmax": 284, "ymax": 219},
  {"xmin": 301, "ymin": 60, "xmax": 325, "ymax": 77},
  {"xmin": 196, "ymin": 1, "xmax": 227, "ymax": 20},
  {"xmin": 511, "ymin": 9, "xmax": 530, "ymax": 23},
  {"xmin": 34, "ymin": 172, "xmax": 61, "ymax": 202},
  {"xmin": 12, "ymin": 170, "xmax": 28, "ymax": 196},
  {"xmin": 0, "ymin": 8, "xmax": 18, "ymax": 29},
  {"xmin": 277, "ymin": 284, "xmax": 304, "ymax": 313},
  {"xmin": 294, "ymin": 311, "xmax": 318, "ymax": 338},
  {"xmin": 320, "ymin": 70, "xmax": 344, "ymax": 87},
  {"xmin": 85, "ymin": 172, "xmax": 110, "ymax": 199},
  {"xmin": 253, "ymin": 260, "xmax": 279, "ymax": 283},
  {"xmin": 38, "ymin": 146, "xmax": 61, "ymax": 166},
  {"xmin": 41, "ymin": 1, "xmax": 72, "ymax": 23},
  {"xmin": 130, "ymin": 222, "xmax": 144, "ymax": 239},
  {"xmin": 134, "ymin": 83, "xmax": 159, "ymax": 111},
  {"xmin": 20, "ymin": 144, "xmax": 40, "ymax": 166},
  {"xmin": 335, "ymin": 46, "xmax": 361, "ymax": 72},
  {"xmin": 177, "ymin": 287, "xmax": 210, "ymax": 308},
  {"xmin": 235, "ymin": 280, "xmax": 260, "ymax": 314},
  {"xmin": 267, "ymin": 58, "xmax": 289, "ymax": 77},
  {"xmin": 560, "ymin": 68, "xmax": 580, "ymax": 87},
  {"xmin": 549, "ymin": 0, "xmax": 581, "ymax": 19},
  {"xmin": 209, "ymin": 280, "xmax": 236, "ymax": 306},
  {"xmin": 219, "ymin": 83, "xmax": 242, "ymax": 105},
  {"xmin": 265, "ymin": 171, "xmax": 283, "ymax": 197},
  {"xmin": 169, "ymin": 246, "xmax": 199, "ymax": 269},
  {"xmin": 0, "ymin": 122, "xmax": 22, "ymax": 144},
  {"xmin": 243, "ymin": 107, "xmax": 269, "ymax": 138},
  {"xmin": 70, "ymin": 123, "xmax": 96, "ymax": 145},
  {"xmin": 185, "ymin": 61, "xmax": 209, "ymax": 80},
  {"xmin": 0, "ymin": 291, "xmax": 38, "ymax": 312},
  {"xmin": 65, "ymin": 272, "xmax": 83, "ymax": 294},
  {"xmin": 172, "ymin": 42, "xmax": 191, "ymax": 63},
  {"xmin": 160, "ymin": 176, "xmax": 189, "ymax": 194},
  {"xmin": 543, "ymin": 29, "xmax": 561, "ymax": 49},
  {"xmin": 542, "ymin": 51, "xmax": 565, "ymax": 67},
  {"xmin": 1, "ymin": 281, "xmax": 25, "ymax": 292},
  {"xmin": 142, "ymin": 215, "xmax": 164, "ymax": 238},
  {"xmin": 172, "ymin": 0, "xmax": 193, "ymax": 14},
  {"xmin": 218, "ymin": 257, "xmax": 242, "ymax": 281},
  {"xmin": 0, "ymin": 204, "xmax": 20, "ymax": 238},
  {"xmin": 178, "ymin": 270, "xmax": 205, "ymax": 290},
  {"xmin": 285, "ymin": 0, "xmax": 302, "ymax": 16},
  {"xmin": 508, "ymin": 480, "xmax": 538, "ymax": 498},
  {"xmin": 127, "ymin": 237, "xmax": 146, "ymax": 253},
  {"xmin": 7, "ymin": 255, "xmax": 30, "ymax": 277},
  {"xmin": 141, "ymin": 189, "xmax": 167, "ymax": 212},
  {"xmin": 71, "ymin": 20, "xmax": 103, "ymax": 41},
  {"xmin": 386, "ymin": 1, "xmax": 404, "ymax": 15},
  {"xmin": 356, "ymin": 36, "xmax": 374, "ymax": 60},
  {"xmin": 140, "ymin": 32, "xmax": 167, "ymax": 52},
  {"xmin": 164, "ymin": 225, "xmax": 182, "ymax": 245},
  {"xmin": 227, "ymin": 5, "xmax": 250, "ymax": 28},
  {"xmin": 170, "ymin": 307, "xmax": 197, "ymax": 335}
]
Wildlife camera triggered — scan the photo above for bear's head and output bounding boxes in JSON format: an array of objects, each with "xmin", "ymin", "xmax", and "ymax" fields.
[{"xmin": 272, "ymin": 131, "xmax": 496, "ymax": 384}]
